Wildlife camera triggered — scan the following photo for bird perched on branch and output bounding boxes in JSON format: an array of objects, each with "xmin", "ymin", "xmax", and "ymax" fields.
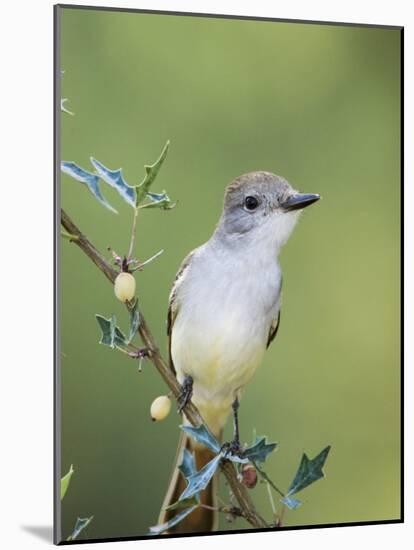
[{"xmin": 159, "ymin": 171, "xmax": 319, "ymax": 533}]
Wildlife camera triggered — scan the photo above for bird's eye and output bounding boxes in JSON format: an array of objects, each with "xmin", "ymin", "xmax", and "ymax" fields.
[{"xmin": 244, "ymin": 196, "xmax": 259, "ymax": 211}]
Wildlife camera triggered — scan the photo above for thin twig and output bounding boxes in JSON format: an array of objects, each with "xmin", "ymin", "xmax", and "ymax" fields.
[
  {"xmin": 130, "ymin": 249, "xmax": 164, "ymax": 272},
  {"xmin": 253, "ymin": 461, "xmax": 285, "ymax": 498},
  {"xmin": 60, "ymin": 207, "xmax": 268, "ymax": 530},
  {"xmin": 127, "ymin": 206, "xmax": 139, "ymax": 260},
  {"xmin": 277, "ymin": 504, "xmax": 287, "ymax": 527},
  {"xmin": 266, "ymin": 481, "xmax": 277, "ymax": 520},
  {"xmin": 61, "ymin": 229, "xmax": 79, "ymax": 242}
]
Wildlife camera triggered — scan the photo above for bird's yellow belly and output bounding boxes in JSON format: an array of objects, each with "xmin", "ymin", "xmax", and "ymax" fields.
[{"xmin": 172, "ymin": 314, "xmax": 267, "ymax": 436}]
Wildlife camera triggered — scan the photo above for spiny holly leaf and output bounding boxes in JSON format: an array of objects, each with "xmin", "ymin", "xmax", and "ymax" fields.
[
  {"xmin": 135, "ymin": 140, "xmax": 170, "ymax": 206},
  {"xmin": 148, "ymin": 505, "xmax": 197, "ymax": 536},
  {"xmin": 62, "ymin": 143, "xmax": 173, "ymax": 213},
  {"xmin": 60, "ymin": 464, "xmax": 74, "ymax": 500},
  {"xmin": 178, "ymin": 447, "xmax": 197, "ymax": 479},
  {"xmin": 179, "ymin": 453, "xmax": 222, "ymax": 501},
  {"xmin": 95, "ymin": 314, "xmax": 128, "ymax": 349},
  {"xmin": 286, "ymin": 445, "xmax": 331, "ymax": 497},
  {"xmin": 163, "ymin": 448, "xmax": 201, "ymax": 510},
  {"xmin": 281, "ymin": 496, "xmax": 302, "ymax": 510},
  {"xmin": 244, "ymin": 436, "xmax": 277, "ymax": 464},
  {"xmin": 90, "ymin": 157, "xmax": 136, "ymax": 207},
  {"xmin": 128, "ymin": 302, "xmax": 140, "ymax": 343},
  {"xmin": 61, "ymin": 161, "xmax": 117, "ymax": 213},
  {"xmin": 139, "ymin": 191, "xmax": 176, "ymax": 210},
  {"xmin": 67, "ymin": 516, "xmax": 94, "ymax": 541},
  {"xmin": 181, "ymin": 424, "xmax": 221, "ymax": 454}
]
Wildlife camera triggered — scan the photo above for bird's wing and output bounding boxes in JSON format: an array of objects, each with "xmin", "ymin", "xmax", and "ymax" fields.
[
  {"xmin": 266, "ymin": 275, "xmax": 282, "ymax": 348},
  {"xmin": 266, "ymin": 310, "xmax": 281, "ymax": 348},
  {"xmin": 167, "ymin": 250, "xmax": 196, "ymax": 375}
]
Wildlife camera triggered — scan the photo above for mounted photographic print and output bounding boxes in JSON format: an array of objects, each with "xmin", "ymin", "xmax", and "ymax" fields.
[{"xmin": 54, "ymin": 4, "xmax": 403, "ymax": 544}]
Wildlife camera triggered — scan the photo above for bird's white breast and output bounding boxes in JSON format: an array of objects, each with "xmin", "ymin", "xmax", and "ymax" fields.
[{"xmin": 171, "ymin": 241, "xmax": 282, "ymax": 434}]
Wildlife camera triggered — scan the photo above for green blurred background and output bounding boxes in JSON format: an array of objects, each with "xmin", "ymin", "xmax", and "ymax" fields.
[{"xmin": 58, "ymin": 6, "xmax": 401, "ymax": 541}]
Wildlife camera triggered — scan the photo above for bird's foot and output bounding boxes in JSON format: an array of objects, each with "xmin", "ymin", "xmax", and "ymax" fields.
[
  {"xmin": 177, "ymin": 375, "xmax": 193, "ymax": 413},
  {"xmin": 221, "ymin": 396, "xmax": 245, "ymax": 458},
  {"xmin": 221, "ymin": 439, "xmax": 245, "ymax": 459}
]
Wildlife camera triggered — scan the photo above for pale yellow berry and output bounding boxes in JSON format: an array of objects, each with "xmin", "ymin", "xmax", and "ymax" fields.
[
  {"xmin": 150, "ymin": 395, "xmax": 171, "ymax": 422},
  {"xmin": 114, "ymin": 272, "xmax": 136, "ymax": 302}
]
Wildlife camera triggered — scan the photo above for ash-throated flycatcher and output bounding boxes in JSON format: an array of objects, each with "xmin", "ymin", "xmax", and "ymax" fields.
[{"xmin": 159, "ymin": 171, "xmax": 319, "ymax": 533}]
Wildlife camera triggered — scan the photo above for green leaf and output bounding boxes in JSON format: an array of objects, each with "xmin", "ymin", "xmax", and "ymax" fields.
[
  {"xmin": 180, "ymin": 424, "xmax": 221, "ymax": 454},
  {"xmin": 90, "ymin": 157, "xmax": 136, "ymax": 207},
  {"xmin": 62, "ymin": 143, "xmax": 172, "ymax": 211},
  {"xmin": 135, "ymin": 140, "xmax": 170, "ymax": 206},
  {"xmin": 163, "ymin": 449, "xmax": 201, "ymax": 510},
  {"xmin": 61, "ymin": 162, "xmax": 117, "ymax": 213},
  {"xmin": 286, "ymin": 445, "xmax": 331, "ymax": 496},
  {"xmin": 244, "ymin": 436, "xmax": 277, "ymax": 464},
  {"xmin": 163, "ymin": 448, "xmax": 201, "ymax": 510},
  {"xmin": 139, "ymin": 191, "xmax": 176, "ymax": 210},
  {"xmin": 178, "ymin": 447, "xmax": 197, "ymax": 480},
  {"xmin": 281, "ymin": 496, "xmax": 302, "ymax": 510},
  {"xmin": 67, "ymin": 516, "xmax": 94, "ymax": 541},
  {"xmin": 179, "ymin": 453, "xmax": 222, "ymax": 501},
  {"xmin": 60, "ymin": 464, "xmax": 74, "ymax": 500},
  {"xmin": 95, "ymin": 314, "xmax": 128, "ymax": 349},
  {"xmin": 128, "ymin": 302, "xmax": 140, "ymax": 344},
  {"xmin": 148, "ymin": 505, "xmax": 197, "ymax": 536}
]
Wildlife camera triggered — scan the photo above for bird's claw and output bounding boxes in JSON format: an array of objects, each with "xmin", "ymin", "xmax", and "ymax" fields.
[
  {"xmin": 221, "ymin": 439, "xmax": 245, "ymax": 458},
  {"xmin": 177, "ymin": 375, "xmax": 193, "ymax": 413}
]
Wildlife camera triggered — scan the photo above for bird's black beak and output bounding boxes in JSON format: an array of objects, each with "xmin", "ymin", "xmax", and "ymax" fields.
[{"xmin": 281, "ymin": 193, "xmax": 320, "ymax": 212}]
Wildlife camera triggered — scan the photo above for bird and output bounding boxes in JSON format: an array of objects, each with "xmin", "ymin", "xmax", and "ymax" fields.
[{"xmin": 158, "ymin": 171, "xmax": 320, "ymax": 533}]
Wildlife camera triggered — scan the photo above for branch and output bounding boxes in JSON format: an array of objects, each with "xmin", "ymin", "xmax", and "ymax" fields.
[{"xmin": 60, "ymin": 208, "xmax": 268, "ymax": 530}]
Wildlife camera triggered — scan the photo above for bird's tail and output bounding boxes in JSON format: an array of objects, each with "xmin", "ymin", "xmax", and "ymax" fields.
[{"xmin": 158, "ymin": 430, "xmax": 220, "ymax": 533}]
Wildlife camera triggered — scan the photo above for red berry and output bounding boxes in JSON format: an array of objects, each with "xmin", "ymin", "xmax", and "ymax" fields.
[{"xmin": 241, "ymin": 464, "xmax": 257, "ymax": 489}]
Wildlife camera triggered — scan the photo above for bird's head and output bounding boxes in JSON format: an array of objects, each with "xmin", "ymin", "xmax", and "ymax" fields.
[{"xmin": 216, "ymin": 171, "xmax": 320, "ymax": 250}]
